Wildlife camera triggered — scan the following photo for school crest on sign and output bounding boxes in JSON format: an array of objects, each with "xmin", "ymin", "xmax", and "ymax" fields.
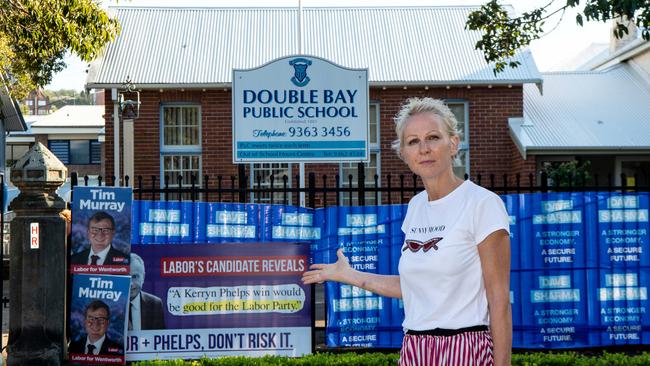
[{"xmin": 289, "ymin": 58, "xmax": 312, "ymax": 87}]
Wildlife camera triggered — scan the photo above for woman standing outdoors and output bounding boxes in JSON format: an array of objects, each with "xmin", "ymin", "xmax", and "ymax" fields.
[{"xmin": 302, "ymin": 98, "xmax": 512, "ymax": 366}]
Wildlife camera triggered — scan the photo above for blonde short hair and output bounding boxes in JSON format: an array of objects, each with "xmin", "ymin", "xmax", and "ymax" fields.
[{"xmin": 391, "ymin": 98, "xmax": 461, "ymax": 158}]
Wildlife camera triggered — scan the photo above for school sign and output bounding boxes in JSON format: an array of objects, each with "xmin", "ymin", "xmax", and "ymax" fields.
[{"xmin": 232, "ymin": 55, "xmax": 369, "ymax": 162}]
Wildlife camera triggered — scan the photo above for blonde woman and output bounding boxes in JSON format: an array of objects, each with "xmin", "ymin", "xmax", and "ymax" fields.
[{"xmin": 303, "ymin": 98, "xmax": 511, "ymax": 366}]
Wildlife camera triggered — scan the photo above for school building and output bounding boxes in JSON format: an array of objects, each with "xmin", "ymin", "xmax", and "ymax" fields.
[{"xmin": 85, "ymin": 6, "xmax": 650, "ymax": 202}]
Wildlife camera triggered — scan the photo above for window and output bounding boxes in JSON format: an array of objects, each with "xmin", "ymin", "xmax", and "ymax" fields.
[
  {"xmin": 162, "ymin": 155, "xmax": 201, "ymax": 187},
  {"xmin": 250, "ymin": 163, "xmax": 292, "ymax": 204},
  {"xmin": 49, "ymin": 141, "xmax": 69, "ymax": 163},
  {"xmin": 162, "ymin": 106, "xmax": 200, "ymax": 147},
  {"xmin": 91, "ymin": 141, "xmax": 101, "ymax": 163},
  {"xmin": 48, "ymin": 140, "xmax": 101, "ymax": 164},
  {"xmin": 368, "ymin": 103, "xmax": 379, "ymax": 146},
  {"xmin": 339, "ymin": 103, "xmax": 380, "ymax": 205},
  {"xmin": 160, "ymin": 105, "xmax": 201, "ymax": 187},
  {"xmin": 446, "ymin": 101, "xmax": 469, "ymax": 177},
  {"xmin": 70, "ymin": 140, "xmax": 90, "ymax": 164}
]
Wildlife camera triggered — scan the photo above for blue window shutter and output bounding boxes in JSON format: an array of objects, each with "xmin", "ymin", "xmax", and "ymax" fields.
[{"xmin": 48, "ymin": 140, "xmax": 69, "ymax": 164}]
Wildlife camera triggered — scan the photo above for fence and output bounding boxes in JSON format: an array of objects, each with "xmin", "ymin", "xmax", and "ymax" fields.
[
  {"xmin": 69, "ymin": 165, "xmax": 650, "ymax": 207},
  {"xmin": 1, "ymin": 167, "xmax": 649, "ymax": 349}
]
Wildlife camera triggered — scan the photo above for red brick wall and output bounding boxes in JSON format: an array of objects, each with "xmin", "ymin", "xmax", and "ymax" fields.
[
  {"xmin": 371, "ymin": 86, "xmax": 533, "ymax": 180},
  {"xmin": 509, "ymin": 142, "xmax": 537, "ymax": 186},
  {"xmin": 103, "ymin": 85, "xmax": 534, "ymax": 189}
]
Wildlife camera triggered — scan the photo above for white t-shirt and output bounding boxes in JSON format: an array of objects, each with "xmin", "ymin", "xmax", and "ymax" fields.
[{"xmin": 398, "ymin": 180, "xmax": 510, "ymax": 331}]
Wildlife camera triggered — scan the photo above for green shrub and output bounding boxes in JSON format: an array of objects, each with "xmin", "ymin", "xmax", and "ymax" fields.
[{"xmin": 133, "ymin": 351, "xmax": 650, "ymax": 366}]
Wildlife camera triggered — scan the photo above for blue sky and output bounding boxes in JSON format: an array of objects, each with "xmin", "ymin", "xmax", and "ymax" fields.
[{"xmin": 46, "ymin": 0, "xmax": 611, "ymax": 90}]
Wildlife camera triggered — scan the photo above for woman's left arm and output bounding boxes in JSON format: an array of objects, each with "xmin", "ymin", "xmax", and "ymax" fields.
[{"xmin": 478, "ymin": 229, "xmax": 512, "ymax": 366}]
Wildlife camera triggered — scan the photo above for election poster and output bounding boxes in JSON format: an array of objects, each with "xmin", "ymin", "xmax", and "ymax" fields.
[
  {"xmin": 126, "ymin": 242, "xmax": 312, "ymax": 361},
  {"xmin": 131, "ymin": 201, "xmax": 322, "ymax": 244},
  {"xmin": 511, "ymin": 191, "xmax": 649, "ymax": 348},
  {"xmin": 594, "ymin": 192, "xmax": 649, "ymax": 267},
  {"xmin": 68, "ymin": 274, "xmax": 130, "ymax": 365},
  {"xmin": 591, "ymin": 192, "xmax": 650, "ymax": 345},
  {"xmin": 71, "ymin": 186, "xmax": 133, "ymax": 275},
  {"xmin": 127, "ymin": 192, "xmax": 649, "ymax": 350},
  {"xmin": 314, "ymin": 205, "xmax": 406, "ymax": 348}
]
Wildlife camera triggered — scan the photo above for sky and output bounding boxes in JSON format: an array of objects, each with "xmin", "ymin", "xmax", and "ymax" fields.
[{"xmin": 46, "ymin": 0, "xmax": 612, "ymax": 91}]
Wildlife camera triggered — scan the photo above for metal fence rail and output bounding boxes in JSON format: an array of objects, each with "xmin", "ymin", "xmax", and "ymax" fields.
[
  {"xmin": 70, "ymin": 166, "xmax": 650, "ymax": 207},
  {"xmin": 1, "ymin": 167, "xmax": 648, "ymax": 349}
]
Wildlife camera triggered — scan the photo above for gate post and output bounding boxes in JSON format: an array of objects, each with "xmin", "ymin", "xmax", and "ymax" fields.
[{"xmin": 6, "ymin": 142, "xmax": 67, "ymax": 365}]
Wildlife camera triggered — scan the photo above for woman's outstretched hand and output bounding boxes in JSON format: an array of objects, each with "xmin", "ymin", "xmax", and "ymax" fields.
[{"xmin": 302, "ymin": 248, "xmax": 352, "ymax": 285}]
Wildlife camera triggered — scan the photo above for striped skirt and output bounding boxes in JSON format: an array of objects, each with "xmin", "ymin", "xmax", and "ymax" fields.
[{"xmin": 398, "ymin": 330, "xmax": 494, "ymax": 366}]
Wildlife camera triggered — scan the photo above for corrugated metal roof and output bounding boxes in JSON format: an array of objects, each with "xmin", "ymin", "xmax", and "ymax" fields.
[
  {"xmin": 87, "ymin": 6, "xmax": 541, "ymax": 88},
  {"xmin": 511, "ymin": 65, "xmax": 650, "ymax": 155},
  {"xmin": 0, "ymin": 84, "xmax": 27, "ymax": 132}
]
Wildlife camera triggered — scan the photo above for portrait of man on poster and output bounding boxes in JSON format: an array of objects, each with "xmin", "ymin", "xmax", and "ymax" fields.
[
  {"xmin": 68, "ymin": 300, "xmax": 124, "ymax": 355},
  {"xmin": 71, "ymin": 211, "xmax": 129, "ymax": 266},
  {"xmin": 129, "ymin": 253, "xmax": 166, "ymax": 330}
]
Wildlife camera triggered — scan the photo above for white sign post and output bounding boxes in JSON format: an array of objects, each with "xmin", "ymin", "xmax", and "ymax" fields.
[{"xmin": 232, "ymin": 55, "xmax": 369, "ymax": 163}]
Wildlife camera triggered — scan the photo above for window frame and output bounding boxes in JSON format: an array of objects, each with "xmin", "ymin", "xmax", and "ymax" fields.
[
  {"xmin": 160, "ymin": 154, "xmax": 203, "ymax": 188},
  {"xmin": 159, "ymin": 103, "xmax": 202, "ymax": 154},
  {"xmin": 445, "ymin": 99, "xmax": 470, "ymax": 177},
  {"xmin": 159, "ymin": 103, "xmax": 202, "ymax": 188},
  {"xmin": 249, "ymin": 163, "xmax": 293, "ymax": 204}
]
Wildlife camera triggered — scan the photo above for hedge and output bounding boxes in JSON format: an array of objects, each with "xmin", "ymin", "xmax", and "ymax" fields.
[{"xmin": 132, "ymin": 351, "xmax": 650, "ymax": 365}]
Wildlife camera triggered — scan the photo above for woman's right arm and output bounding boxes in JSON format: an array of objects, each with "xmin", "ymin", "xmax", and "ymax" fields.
[{"xmin": 302, "ymin": 248, "xmax": 402, "ymax": 299}]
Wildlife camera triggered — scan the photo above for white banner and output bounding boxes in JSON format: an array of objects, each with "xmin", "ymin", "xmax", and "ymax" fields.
[{"xmin": 125, "ymin": 327, "xmax": 311, "ymax": 361}]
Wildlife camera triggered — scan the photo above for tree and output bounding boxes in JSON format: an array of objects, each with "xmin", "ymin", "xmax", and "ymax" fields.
[
  {"xmin": 466, "ymin": 0, "xmax": 650, "ymax": 73},
  {"xmin": 0, "ymin": 0, "xmax": 120, "ymax": 99},
  {"xmin": 44, "ymin": 88, "xmax": 93, "ymax": 108},
  {"xmin": 542, "ymin": 160, "xmax": 592, "ymax": 187}
]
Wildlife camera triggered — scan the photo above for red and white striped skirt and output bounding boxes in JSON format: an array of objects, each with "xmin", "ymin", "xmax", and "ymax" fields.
[{"xmin": 398, "ymin": 329, "xmax": 494, "ymax": 366}]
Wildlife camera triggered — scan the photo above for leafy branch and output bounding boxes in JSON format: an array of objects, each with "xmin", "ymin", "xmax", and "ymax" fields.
[
  {"xmin": 466, "ymin": 0, "xmax": 650, "ymax": 74},
  {"xmin": 0, "ymin": 0, "xmax": 120, "ymax": 99}
]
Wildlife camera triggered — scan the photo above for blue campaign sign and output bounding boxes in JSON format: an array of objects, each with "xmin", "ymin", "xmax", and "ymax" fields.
[
  {"xmin": 68, "ymin": 274, "xmax": 131, "ymax": 365},
  {"xmin": 594, "ymin": 192, "xmax": 649, "ymax": 267},
  {"xmin": 503, "ymin": 194, "xmax": 521, "ymax": 271},
  {"xmin": 259, "ymin": 205, "xmax": 322, "ymax": 242},
  {"xmin": 502, "ymin": 194, "xmax": 522, "ymax": 346},
  {"xmin": 132, "ymin": 202, "xmax": 323, "ymax": 244},
  {"xmin": 512, "ymin": 191, "xmax": 650, "ymax": 349},
  {"xmin": 590, "ymin": 269, "xmax": 650, "ymax": 345},
  {"xmin": 127, "ymin": 192, "xmax": 650, "ymax": 350},
  {"xmin": 133, "ymin": 200, "xmax": 194, "ymax": 244},
  {"xmin": 523, "ymin": 192, "xmax": 587, "ymax": 270},
  {"xmin": 519, "ymin": 270, "xmax": 589, "ymax": 348},
  {"xmin": 71, "ymin": 186, "xmax": 132, "ymax": 275},
  {"xmin": 314, "ymin": 205, "xmax": 407, "ymax": 348}
]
